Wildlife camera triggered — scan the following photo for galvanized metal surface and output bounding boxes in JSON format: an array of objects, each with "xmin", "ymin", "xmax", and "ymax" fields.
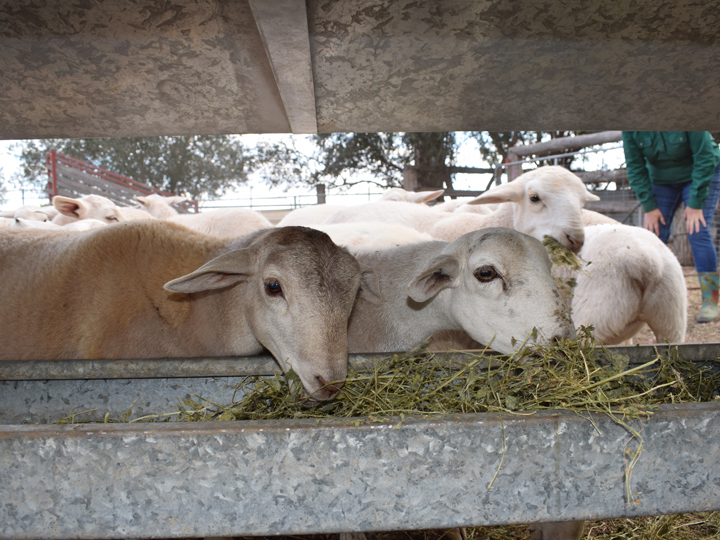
[
  {"xmin": 0, "ymin": 353, "xmax": 398, "ymax": 380},
  {"xmin": 3, "ymin": 0, "xmax": 720, "ymax": 138},
  {"xmin": 2, "ymin": 403, "xmax": 719, "ymax": 539},
  {"xmin": 2, "ymin": 344, "xmax": 718, "ymax": 381},
  {"xmin": 1, "ymin": 345, "xmax": 717, "ymax": 425}
]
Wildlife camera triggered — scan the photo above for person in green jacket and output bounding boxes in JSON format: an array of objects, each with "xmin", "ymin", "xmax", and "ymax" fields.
[{"xmin": 622, "ymin": 131, "xmax": 720, "ymax": 323}]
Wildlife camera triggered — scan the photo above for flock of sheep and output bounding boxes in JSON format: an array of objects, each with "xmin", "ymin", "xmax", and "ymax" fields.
[
  {"xmin": 0, "ymin": 165, "xmax": 689, "ymax": 540},
  {"xmin": 0, "ymin": 166, "xmax": 688, "ymax": 353}
]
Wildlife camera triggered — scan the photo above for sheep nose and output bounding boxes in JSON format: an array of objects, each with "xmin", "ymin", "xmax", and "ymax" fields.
[
  {"xmin": 553, "ymin": 326, "xmax": 577, "ymax": 343},
  {"xmin": 566, "ymin": 234, "xmax": 583, "ymax": 253},
  {"xmin": 313, "ymin": 375, "xmax": 344, "ymax": 401}
]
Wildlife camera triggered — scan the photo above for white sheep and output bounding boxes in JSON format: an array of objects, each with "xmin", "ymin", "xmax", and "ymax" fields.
[
  {"xmin": 134, "ymin": 194, "xmax": 189, "ymax": 219},
  {"xmin": 377, "ymin": 187, "xmax": 444, "ymax": 203},
  {"xmin": 52, "ymin": 194, "xmax": 125, "ymax": 225},
  {"xmin": 323, "ymin": 200, "xmax": 449, "ymax": 233},
  {"xmin": 119, "ymin": 206, "xmax": 157, "ymax": 221},
  {"xmin": 278, "ymin": 188, "xmax": 444, "ymax": 228},
  {"xmin": 424, "ymin": 167, "xmax": 686, "ymax": 346},
  {"xmin": 429, "ymin": 166, "xmax": 599, "ymax": 252},
  {"xmin": 563, "ymin": 223, "xmax": 687, "ymax": 344},
  {"xmin": 347, "ymin": 228, "xmax": 576, "ymax": 355},
  {"xmin": 312, "ymin": 222, "xmax": 433, "ymax": 249},
  {"xmin": 12, "ymin": 217, "xmax": 107, "ymax": 231},
  {"xmin": 167, "ymin": 208, "xmax": 274, "ymax": 239},
  {"xmin": 278, "ymin": 204, "xmax": 348, "ymax": 227},
  {"xmin": 0, "ymin": 204, "xmax": 59, "ymax": 222}
]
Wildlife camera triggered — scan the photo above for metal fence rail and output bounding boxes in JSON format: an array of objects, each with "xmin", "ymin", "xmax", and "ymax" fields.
[{"xmin": 1, "ymin": 344, "xmax": 719, "ymax": 539}]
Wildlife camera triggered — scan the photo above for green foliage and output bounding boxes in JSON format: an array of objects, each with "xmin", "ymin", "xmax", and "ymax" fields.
[
  {"xmin": 255, "ymin": 131, "xmax": 582, "ymax": 192},
  {"xmin": 472, "ymin": 131, "xmax": 580, "ymax": 165},
  {"xmin": 19, "ymin": 135, "xmax": 252, "ymax": 199}
]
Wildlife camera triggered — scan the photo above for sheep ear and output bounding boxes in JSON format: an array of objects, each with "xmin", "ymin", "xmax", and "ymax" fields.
[
  {"xmin": 164, "ymin": 249, "xmax": 257, "ymax": 293},
  {"xmin": 408, "ymin": 254, "xmax": 461, "ymax": 303},
  {"xmin": 167, "ymin": 195, "xmax": 189, "ymax": 205},
  {"xmin": 467, "ymin": 182, "xmax": 525, "ymax": 205},
  {"xmin": 53, "ymin": 196, "xmax": 87, "ymax": 218},
  {"xmin": 583, "ymin": 190, "xmax": 601, "ymax": 202},
  {"xmin": 357, "ymin": 264, "xmax": 382, "ymax": 304},
  {"xmin": 134, "ymin": 195, "xmax": 149, "ymax": 207},
  {"xmin": 410, "ymin": 189, "xmax": 444, "ymax": 204}
]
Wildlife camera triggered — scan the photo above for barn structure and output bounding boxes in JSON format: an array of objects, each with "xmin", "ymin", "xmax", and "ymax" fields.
[{"xmin": 1, "ymin": 1, "xmax": 719, "ymax": 539}]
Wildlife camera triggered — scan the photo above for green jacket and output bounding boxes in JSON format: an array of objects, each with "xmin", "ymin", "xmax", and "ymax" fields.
[{"xmin": 622, "ymin": 131, "xmax": 720, "ymax": 211}]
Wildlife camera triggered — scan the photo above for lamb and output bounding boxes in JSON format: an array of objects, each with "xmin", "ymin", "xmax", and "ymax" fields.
[
  {"xmin": 52, "ymin": 194, "xmax": 125, "ymax": 225},
  {"xmin": 346, "ymin": 228, "xmax": 576, "ymax": 355},
  {"xmin": 0, "ymin": 222, "xmax": 380, "ymax": 401},
  {"xmin": 278, "ymin": 204, "xmax": 347, "ymax": 227},
  {"xmin": 377, "ymin": 187, "xmax": 445, "ymax": 203},
  {"xmin": 323, "ymin": 200, "xmax": 449, "ymax": 233},
  {"xmin": 562, "ymin": 223, "xmax": 687, "ymax": 344},
  {"xmin": 118, "ymin": 206, "xmax": 157, "ymax": 221},
  {"xmin": 12, "ymin": 217, "xmax": 107, "ymax": 231},
  {"xmin": 0, "ymin": 204, "xmax": 59, "ymax": 222},
  {"xmin": 313, "ymin": 222, "xmax": 433, "ymax": 249},
  {"xmin": 167, "ymin": 208, "xmax": 274, "ymax": 239},
  {"xmin": 278, "ymin": 188, "xmax": 444, "ymax": 228},
  {"xmin": 428, "ymin": 166, "xmax": 599, "ymax": 252},
  {"xmin": 134, "ymin": 194, "xmax": 189, "ymax": 219},
  {"xmin": 425, "ymin": 167, "xmax": 686, "ymax": 345}
]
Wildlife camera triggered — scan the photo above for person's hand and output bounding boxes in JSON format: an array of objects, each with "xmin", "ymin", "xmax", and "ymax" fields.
[
  {"xmin": 684, "ymin": 206, "xmax": 707, "ymax": 234},
  {"xmin": 643, "ymin": 208, "xmax": 666, "ymax": 236}
]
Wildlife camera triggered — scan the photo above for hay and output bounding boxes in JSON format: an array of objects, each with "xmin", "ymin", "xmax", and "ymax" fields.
[
  {"xmin": 171, "ymin": 328, "xmax": 718, "ymax": 425},
  {"xmin": 542, "ymin": 235, "xmax": 587, "ymax": 305}
]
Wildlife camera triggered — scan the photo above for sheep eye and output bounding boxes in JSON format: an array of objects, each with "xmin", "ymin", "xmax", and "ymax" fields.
[
  {"xmin": 529, "ymin": 194, "xmax": 541, "ymax": 203},
  {"xmin": 107, "ymin": 216, "xmax": 119, "ymax": 222},
  {"xmin": 264, "ymin": 279, "xmax": 283, "ymax": 297},
  {"xmin": 474, "ymin": 266, "xmax": 497, "ymax": 283}
]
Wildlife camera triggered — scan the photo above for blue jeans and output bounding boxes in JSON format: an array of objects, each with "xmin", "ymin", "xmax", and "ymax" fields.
[{"xmin": 652, "ymin": 163, "xmax": 720, "ymax": 273}]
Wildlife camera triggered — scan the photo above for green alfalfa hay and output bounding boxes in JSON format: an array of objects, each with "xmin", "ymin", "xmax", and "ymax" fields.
[
  {"xmin": 170, "ymin": 329, "xmax": 718, "ymax": 425},
  {"xmin": 542, "ymin": 234, "xmax": 588, "ymax": 305}
]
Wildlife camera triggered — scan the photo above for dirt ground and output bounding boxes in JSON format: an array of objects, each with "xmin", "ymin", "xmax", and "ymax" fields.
[{"xmin": 632, "ymin": 266, "xmax": 720, "ymax": 344}]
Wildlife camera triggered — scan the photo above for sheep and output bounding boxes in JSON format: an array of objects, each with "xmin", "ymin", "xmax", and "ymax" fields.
[
  {"xmin": 278, "ymin": 188, "xmax": 444, "ymax": 228},
  {"xmin": 346, "ymin": 228, "xmax": 576, "ymax": 355},
  {"xmin": 0, "ymin": 217, "xmax": 13, "ymax": 228},
  {"xmin": 0, "ymin": 222, "xmax": 380, "ymax": 402},
  {"xmin": 581, "ymin": 208, "xmax": 619, "ymax": 226},
  {"xmin": 429, "ymin": 166, "xmax": 599, "ymax": 252},
  {"xmin": 323, "ymin": 200, "xmax": 449, "ymax": 233},
  {"xmin": 52, "ymin": 194, "xmax": 125, "ymax": 225},
  {"xmin": 377, "ymin": 187, "xmax": 445, "ymax": 203},
  {"xmin": 118, "ymin": 206, "xmax": 157, "ymax": 221},
  {"xmin": 167, "ymin": 208, "xmax": 274, "ymax": 239},
  {"xmin": 278, "ymin": 204, "xmax": 348, "ymax": 227},
  {"xmin": 561, "ymin": 223, "xmax": 687, "ymax": 344},
  {"xmin": 0, "ymin": 204, "xmax": 59, "ymax": 222},
  {"xmin": 134, "ymin": 194, "xmax": 189, "ymax": 219},
  {"xmin": 312, "ymin": 222, "xmax": 433, "ymax": 249},
  {"xmin": 324, "ymin": 167, "xmax": 596, "ymax": 253},
  {"xmin": 12, "ymin": 217, "xmax": 107, "ymax": 231}
]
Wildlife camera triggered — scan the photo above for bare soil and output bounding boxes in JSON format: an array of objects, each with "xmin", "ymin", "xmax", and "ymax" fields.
[{"xmin": 632, "ymin": 266, "xmax": 720, "ymax": 344}]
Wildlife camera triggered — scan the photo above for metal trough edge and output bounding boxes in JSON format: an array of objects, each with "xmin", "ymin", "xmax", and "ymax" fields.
[{"xmin": 1, "ymin": 403, "xmax": 719, "ymax": 539}]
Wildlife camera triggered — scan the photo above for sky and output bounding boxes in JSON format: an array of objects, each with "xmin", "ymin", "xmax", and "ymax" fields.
[{"xmin": 0, "ymin": 135, "xmax": 626, "ymax": 213}]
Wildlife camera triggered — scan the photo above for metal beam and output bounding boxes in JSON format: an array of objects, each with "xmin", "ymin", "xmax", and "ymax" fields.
[
  {"xmin": 2, "ymin": 403, "xmax": 719, "ymax": 539},
  {"xmin": 249, "ymin": 0, "xmax": 318, "ymax": 133}
]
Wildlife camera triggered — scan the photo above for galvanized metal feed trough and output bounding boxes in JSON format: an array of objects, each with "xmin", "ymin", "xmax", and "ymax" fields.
[{"xmin": 1, "ymin": 344, "xmax": 719, "ymax": 539}]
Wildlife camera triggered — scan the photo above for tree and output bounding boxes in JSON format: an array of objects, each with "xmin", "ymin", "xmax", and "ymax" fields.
[
  {"xmin": 256, "ymin": 131, "xmax": 581, "ymax": 193},
  {"xmin": 256, "ymin": 132, "xmax": 457, "ymax": 191},
  {"xmin": 18, "ymin": 136, "xmax": 252, "ymax": 199},
  {"xmin": 472, "ymin": 131, "xmax": 580, "ymax": 168}
]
